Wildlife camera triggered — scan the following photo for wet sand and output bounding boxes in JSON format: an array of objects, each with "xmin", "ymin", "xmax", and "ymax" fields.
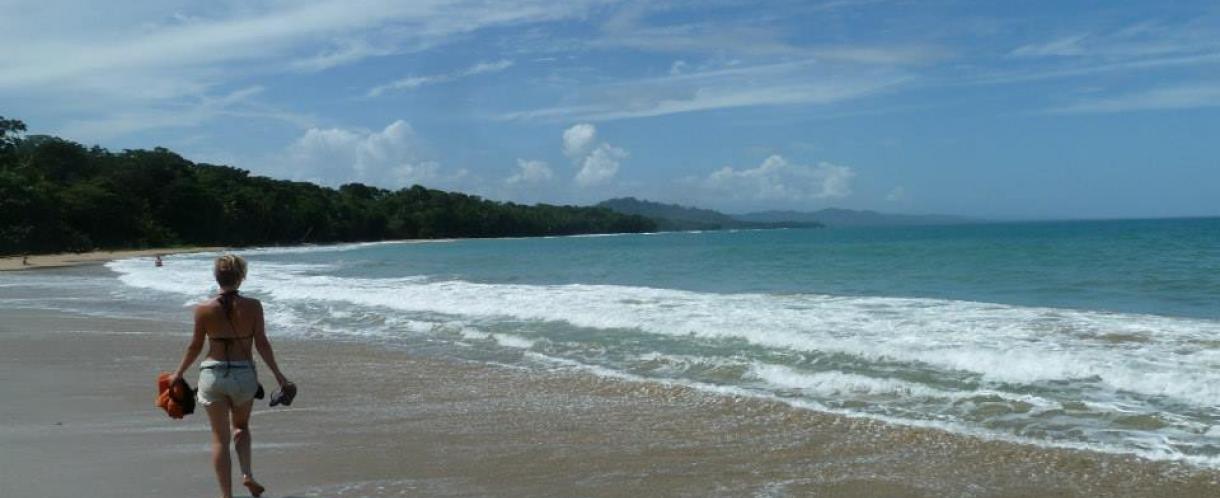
[
  {"xmin": 0, "ymin": 247, "xmax": 224, "ymax": 271},
  {"xmin": 0, "ymin": 240, "xmax": 453, "ymax": 272},
  {"xmin": 2, "ymin": 308, "xmax": 1219, "ymax": 497}
]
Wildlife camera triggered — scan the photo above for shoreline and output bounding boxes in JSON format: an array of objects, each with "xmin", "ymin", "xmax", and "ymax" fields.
[
  {"xmin": 0, "ymin": 246, "xmax": 225, "ymax": 271},
  {"xmin": 0, "ymin": 238, "xmax": 458, "ymax": 271},
  {"xmin": 0, "ymin": 227, "xmax": 812, "ymax": 272},
  {"xmin": 2, "ymin": 308, "xmax": 1219, "ymax": 497}
]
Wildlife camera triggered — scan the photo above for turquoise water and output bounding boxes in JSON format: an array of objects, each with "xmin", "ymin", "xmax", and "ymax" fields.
[
  {"xmin": 7, "ymin": 217, "xmax": 1220, "ymax": 466},
  {"xmin": 317, "ymin": 218, "xmax": 1220, "ymax": 319}
]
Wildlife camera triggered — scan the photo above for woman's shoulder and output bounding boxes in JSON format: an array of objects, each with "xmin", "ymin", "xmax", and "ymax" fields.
[
  {"xmin": 236, "ymin": 294, "xmax": 264, "ymax": 312},
  {"xmin": 193, "ymin": 298, "xmax": 219, "ymax": 318},
  {"xmin": 195, "ymin": 296, "xmax": 220, "ymax": 310}
]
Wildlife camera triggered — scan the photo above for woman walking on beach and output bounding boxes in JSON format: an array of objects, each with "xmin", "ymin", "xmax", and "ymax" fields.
[{"xmin": 170, "ymin": 254, "xmax": 292, "ymax": 498}]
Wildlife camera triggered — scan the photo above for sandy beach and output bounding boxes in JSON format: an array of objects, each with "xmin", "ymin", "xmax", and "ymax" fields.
[
  {"xmin": 0, "ymin": 247, "xmax": 224, "ymax": 271},
  {"xmin": 2, "ymin": 305, "xmax": 1219, "ymax": 497},
  {"xmin": 6, "ymin": 1, "xmax": 1216, "ymax": 496}
]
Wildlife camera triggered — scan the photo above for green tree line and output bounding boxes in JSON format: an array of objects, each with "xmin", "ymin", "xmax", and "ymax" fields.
[{"xmin": 0, "ymin": 116, "xmax": 656, "ymax": 255}]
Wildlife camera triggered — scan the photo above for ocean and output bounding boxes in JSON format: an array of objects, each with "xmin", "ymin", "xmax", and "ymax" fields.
[{"xmin": 5, "ymin": 217, "xmax": 1220, "ymax": 467}]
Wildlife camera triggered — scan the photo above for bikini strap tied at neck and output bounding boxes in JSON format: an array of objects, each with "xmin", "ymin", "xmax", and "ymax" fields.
[{"xmin": 216, "ymin": 290, "xmax": 251, "ymax": 377}]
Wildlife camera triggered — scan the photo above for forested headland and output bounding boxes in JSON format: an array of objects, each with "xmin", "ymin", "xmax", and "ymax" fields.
[
  {"xmin": 598, "ymin": 197, "xmax": 824, "ymax": 231},
  {"xmin": 0, "ymin": 116, "xmax": 655, "ymax": 255}
]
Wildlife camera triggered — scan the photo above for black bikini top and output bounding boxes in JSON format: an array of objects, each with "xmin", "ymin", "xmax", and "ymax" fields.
[{"xmin": 211, "ymin": 290, "xmax": 255, "ymax": 375}]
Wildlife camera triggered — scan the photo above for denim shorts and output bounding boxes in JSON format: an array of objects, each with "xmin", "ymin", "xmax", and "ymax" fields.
[{"xmin": 197, "ymin": 359, "xmax": 259, "ymax": 406}]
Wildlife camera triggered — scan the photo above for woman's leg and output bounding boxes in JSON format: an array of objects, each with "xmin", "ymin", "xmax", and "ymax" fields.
[
  {"xmin": 231, "ymin": 400, "xmax": 264, "ymax": 496},
  {"xmin": 204, "ymin": 400, "xmax": 233, "ymax": 498},
  {"xmin": 230, "ymin": 400, "xmax": 255, "ymax": 478}
]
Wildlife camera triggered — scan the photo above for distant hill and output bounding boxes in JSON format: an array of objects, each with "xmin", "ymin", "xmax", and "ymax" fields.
[
  {"xmin": 598, "ymin": 198, "xmax": 822, "ymax": 231},
  {"xmin": 734, "ymin": 208, "xmax": 977, "ymax": 227}
]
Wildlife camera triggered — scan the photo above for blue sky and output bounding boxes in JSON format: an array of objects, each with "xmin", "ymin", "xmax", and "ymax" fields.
[{"xmin": 2, "ymin": 0, "xmax": 1218, "ymax": 219}]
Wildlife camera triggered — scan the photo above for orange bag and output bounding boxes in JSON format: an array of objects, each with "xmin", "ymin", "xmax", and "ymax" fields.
[{"xmin": 155, "ymin": 372, "xmax": 196, "ymax": 419}]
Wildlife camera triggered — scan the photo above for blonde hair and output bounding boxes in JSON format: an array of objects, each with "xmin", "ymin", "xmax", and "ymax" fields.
[{"xmin": 214, "ymin": 254, "xmax": 248, "ymax": 289}]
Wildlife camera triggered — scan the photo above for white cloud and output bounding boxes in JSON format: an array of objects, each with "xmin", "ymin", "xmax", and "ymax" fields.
[
  {"xmin": 559, "ymin": 123, "xmax": 626, "ymax": 187},
  {"xmin": 279, "ymin": 120, "xmax": 444, "ymax": 188},
  {"xmin": 506, "ymin": 159, "xmax": 554, "ymax": 184},
  {"xmin": 575, "ymin": 143, "xmax": 627, "ymax": 187},
  {"xmin": 699, "ymin": 155, "xmax": 855, "ymax": 202},
  {"xmin": 562, "ymin": 123, "xmax": 597, "ymax": 158},
  {"xmin": 367, "ymin": 59, "xmax": 514, "ymax": 97}
]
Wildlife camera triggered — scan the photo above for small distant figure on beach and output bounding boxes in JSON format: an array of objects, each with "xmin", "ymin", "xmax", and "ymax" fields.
[
  {"xmin": 154, "ymin": 255, "xmax": 163, "ymax": 267},
  {"xmin": 21, "ymin": 255, "xmax": 29, "ymax": 266}
]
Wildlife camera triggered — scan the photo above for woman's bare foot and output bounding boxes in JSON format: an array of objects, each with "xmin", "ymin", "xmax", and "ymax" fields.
[{"xmin": 242, "ymin": 475, "xmax": 265, "ymax": 497}]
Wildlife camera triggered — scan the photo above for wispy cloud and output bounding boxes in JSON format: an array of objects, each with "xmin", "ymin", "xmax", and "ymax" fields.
[
  {"xmin": 964, "ymin": 52, "xmax": 1220, "ymax": 87},
  {"xmin": 978, "ymin": 18, "xmax": 1220, "ymax": 93},
  {"xmin": 4, "ymin": 2, "xmax": 391, "ymax": 95},
  {"xmin": 1043, "ymin": 83, "xmax": 1220, "ymax": 114},
  {"xmin": 1008, "ymin": 19, "xmax": 1220, "ymax": 61},
  {"xmin": 1, "ymin": 1, "xmax": 601, "ymax": 94},
  {"xmin": 590, "ymin": 1, "xmax": 944, "ymax": 65},
  {"xmin": 1, "ymin": 0, "xmax": 607, "ymax": 139},
  {"xmin": 502, "ymin": 59, "xmax": 910, "ymax": 122},
  {"xmin": 290, "ymin": 38, "xmax": 399, "ymax": 72},
  {"xmin": 809, "ymin": 45, "xmax": 948, "ymax": 65},
  {"xmin": 594, "ymin": 16, "xmax": 794, "ymax": 56},
  {"xmin": 56, "ymin": 86, "xmax": 315, "ymax": 142},
  {"xmin": 367, "ymin": 59, "xmax": 514, "ymax": 97},
  {"xmin": 1010, "ymin": 34, "xmax": 1091, "ymax": 58}
]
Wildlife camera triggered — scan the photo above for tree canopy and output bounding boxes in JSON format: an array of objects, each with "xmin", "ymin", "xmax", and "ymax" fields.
[{"xmin": 0, "ymin": 116, "xmax": 656, "ymax": 255}]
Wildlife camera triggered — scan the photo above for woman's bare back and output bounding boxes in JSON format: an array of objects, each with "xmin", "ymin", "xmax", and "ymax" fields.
[{"xmin": 196, "ymin": 294, "xmax": 263, "ymax": 362}]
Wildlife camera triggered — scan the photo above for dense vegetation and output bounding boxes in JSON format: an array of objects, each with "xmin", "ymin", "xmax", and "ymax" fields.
[
  {"xmin": 598, "ymin": 197, "xmax": 822, "ymax": 231},
  {"xmin": 0, "ymin": 117, "xmax": 656, "ymax": 255}
]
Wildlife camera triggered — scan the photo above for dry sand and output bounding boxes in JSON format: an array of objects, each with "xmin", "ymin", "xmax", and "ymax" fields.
[
  {"xmin": 0, "ymin": 247, "xmax": 224, "ymax": 271},
  {"xmin": 2, "ymin": 308, "xmax": 1219, "ymax": 497}
]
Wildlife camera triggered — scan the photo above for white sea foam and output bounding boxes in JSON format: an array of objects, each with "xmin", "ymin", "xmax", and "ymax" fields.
[
  {"xmin": 109, "ymin": 257, "xmax": 1220, "ymax": 407},
  {"xmin": 525, "ymin": 352, "xmax": 1220, "ymax": 469},
  {"xmin": 107, "ymin": 256, "xmax": 1220, "ymax": 465},
  {"xmin": 493, "ymin": 333, "xmax": 537, "ymax": 349},
  {"xmin": 460, "ymin": 328, "xmax": 537, "ymax": 349},
  {"xmin": 750, "ymin": 363, "xmax": 960, "ymax": 399}
]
